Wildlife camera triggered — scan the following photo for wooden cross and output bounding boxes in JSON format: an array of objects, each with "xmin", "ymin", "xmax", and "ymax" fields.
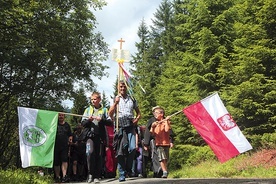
[{"xmin": 117, "ymin": 38, "xmax": 125, "ymax": 50}]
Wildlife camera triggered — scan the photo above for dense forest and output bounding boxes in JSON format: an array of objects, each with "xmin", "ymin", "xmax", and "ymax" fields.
[
  {"xmin": 131, "ymin": 0, "xmax": 275, "ymax": 146},
  {"xmin": 0, "ymin": 0, "xmax": 275, "ymax": 169}
]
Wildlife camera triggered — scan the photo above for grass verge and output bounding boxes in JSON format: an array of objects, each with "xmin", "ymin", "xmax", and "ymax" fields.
[{"xmin": 170, "ymin": 149, "xmax": 276, "ymax": 179}]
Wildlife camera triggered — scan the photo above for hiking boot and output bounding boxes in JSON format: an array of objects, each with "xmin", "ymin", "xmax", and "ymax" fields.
[
  {"xmin": 94, "ymin": 178, "xmax": 100, "ymax": 183},
  {"xmin": 87, "ymin": 174, "xmax": 93, "ymax": 183},
  {"xmin": 119, "ymin": 176, "xmax": 125, "ymax": 182},
  {"xmin": 54, "ymin": 176, "xmax": 61, "ymax": 183},
  {"xmin": 162, "ymin": 171, "xmax": 168, "ymax": 178},
  {"xmin": 157, "ymin": 167, "xmax": 163, "ymax": 178},
  {"xmin": 61, "ymin": 175, "xmax": 69, "ymax": 183}
]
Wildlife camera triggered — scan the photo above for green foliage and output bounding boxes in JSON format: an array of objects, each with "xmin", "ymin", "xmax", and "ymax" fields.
[
  {"xmin": 244, "ymin": 123, "xmax": 276, "ymax": 135},
  {"xmin": 247, "ymin": 134, "xmax": 263, "ymax": 149},
  {"xmin": 170, "ymin": 149, "xmax": 276, "ymax": 179},
  {"xmin": 169, "ymin": 132, "xmax": 275, "ymax": 175},
  {"xmin": 247, "ymin": 132, "xmax": 276, "ymax": 149},
  {"xmin": 69, "ymin": 88, "xmax": 89, "ymax": 125},
  {"xmin": 1, "ymin": 0, "xmax": 109, "ymax": 108},
  {"xmin": 169, "ymin": 145, "xmax": 215, "ymax": 171},
  {"xmin": 260, "ymin": 133, "xmax": 276, "ymax": 149},
  {"xmin": 2, "ymin": 0, "xmax": 275, "ymax": 173},
  {"xmin": 0, "ymin": 94, "xmax": 19, "ymax": 169},
  {"xmin": 129, "ymin": 0, "xmax": 276, "ymax": 148},
  {"xmin": 186, "ymin": 146, "xmax": 217, "ymax": 166},
  {"xmin": 131, "ymin": 0, "xmax": 174, "ymax": 124},
  {"xmin": 101, "ymin": 91, "xmax": 110, "ymax": 109},
  {"xmin": 0, "ymin": 169, "xmax": 53, "ymax": 184}
]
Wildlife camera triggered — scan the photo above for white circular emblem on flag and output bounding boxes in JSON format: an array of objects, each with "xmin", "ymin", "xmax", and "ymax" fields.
[
  {"xmin": 22, "ymin": 125, "xmax": 47, "ymax": 147},
  {"xmin": 217, "ymin": 114, "xmax": 237, "ymax": 131}
]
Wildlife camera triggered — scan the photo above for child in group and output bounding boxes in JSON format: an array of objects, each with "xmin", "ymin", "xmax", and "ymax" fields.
[{"xmin": 150, "ymin": 106, "xmax": 171, "ymax": 178}]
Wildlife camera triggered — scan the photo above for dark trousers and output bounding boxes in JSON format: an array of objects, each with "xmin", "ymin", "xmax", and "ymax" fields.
[
  {"xmin": 117, "ymin": 149, "xmax": 136, "ymax": 176},
  {"xmin": 86, "ymin": 135, "xmax": 102, "ymax": 179}
]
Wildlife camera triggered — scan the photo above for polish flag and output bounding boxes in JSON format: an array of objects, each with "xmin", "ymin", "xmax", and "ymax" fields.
[{"xmin": 183, "ymin": 93, "xmax": 252, "ymax": 163}]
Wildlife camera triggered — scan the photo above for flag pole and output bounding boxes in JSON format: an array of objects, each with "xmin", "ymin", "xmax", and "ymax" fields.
[
  {"xmin": 116, "ymin": 64, "xmax": 121, "ymax": 132},
  {"xmin": 169, "ymin": 110, "xmax": 183, "ymax": 117},
  {"xmin": 59, "ymin": 112, "xmax": 89, "ymax": 118},
  {"xmin": 59, "ymin": 107, "xmax": 182, "ymax": 123},
  {"xmin": 158, "ymin": 110, "xmax": 183, "ymax": 123},
  {"xmin": 115, "ymin": 38, "xmax": 126, "ymax": 132}
]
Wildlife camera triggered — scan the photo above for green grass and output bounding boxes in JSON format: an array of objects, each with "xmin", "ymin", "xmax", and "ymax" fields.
[{"xmin": 169, "ymin": 153, "xmax": 276, "ymax": 179}]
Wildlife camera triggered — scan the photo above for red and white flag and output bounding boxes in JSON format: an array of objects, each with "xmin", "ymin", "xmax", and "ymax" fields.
[{"xmin": 183, "ymin": 92, "xmax": 252, "ymax": 163}]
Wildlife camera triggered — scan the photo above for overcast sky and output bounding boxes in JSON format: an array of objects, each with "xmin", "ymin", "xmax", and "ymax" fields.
[
  {"xmin": 71, "ymin": 0, "xmax": 163, "ymax": 107},
  {"xmin": 63, "ymin": 0, "xmax": 163, "ymax": 107}
]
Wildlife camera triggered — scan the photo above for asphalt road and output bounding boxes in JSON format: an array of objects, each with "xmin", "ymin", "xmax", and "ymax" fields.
[{"xmin": 64, "ymin": 177, "xmax": 276, "ymax": 184}]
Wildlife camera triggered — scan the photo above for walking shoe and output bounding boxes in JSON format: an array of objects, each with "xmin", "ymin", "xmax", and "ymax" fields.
[
  {"xmin": 87, "ymin": 174, "xmax": 93, "ymax": 183},
  {"xmin": 129, "ymin": 172, "xmax": 137, "ymax": 177},
  {"xmin": 162, "ymin": 171, "xmax": 168, "ymax": 178},
  {"xmin": 71, "ymin": 174, "xmax": 77, "ymax": 181},
  {"xmin": 61, "ymin": 175, "xmax": 69, "ymax": 183},
  {"xmin": 119, "ymin": 176, "xmax": 125, "ymax": 182},
  {"xmin": 94, "ymin": 178, "xmax": 100, "ymax": 183},
  {"xmin": 54, "ymin": 176, "xmax": 61, "ymax": 183}
]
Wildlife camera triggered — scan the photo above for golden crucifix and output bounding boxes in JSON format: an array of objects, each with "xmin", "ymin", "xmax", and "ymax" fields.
[
  {"xmin": 117, "ymin": 38, "xmax": 125, "ymax": 50},
  {"xmin": 112, "ymin": 38, "xmax": 130, "ymax": 63}
]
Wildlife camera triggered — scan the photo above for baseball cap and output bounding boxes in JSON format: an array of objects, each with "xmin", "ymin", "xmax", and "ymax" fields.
[{"xmin": 152, "ymin": 106, "xmax": 162, "ymax": 112}]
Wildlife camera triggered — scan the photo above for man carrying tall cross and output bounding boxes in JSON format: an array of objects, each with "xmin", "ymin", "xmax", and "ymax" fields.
[{"xmin": 109, "ymin": 80, "xmax": 141, "ymax": 182}]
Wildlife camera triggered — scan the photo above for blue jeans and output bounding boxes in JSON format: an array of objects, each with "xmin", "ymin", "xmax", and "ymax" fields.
[{"xmin": 117, "ymin": 126, "xmax": 136, "ymax": 177}]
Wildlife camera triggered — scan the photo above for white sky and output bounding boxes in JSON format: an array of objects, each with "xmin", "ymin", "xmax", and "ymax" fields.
[{"xmin": 63, "ymin": 0, "xmax": 163, "ymax": 107}]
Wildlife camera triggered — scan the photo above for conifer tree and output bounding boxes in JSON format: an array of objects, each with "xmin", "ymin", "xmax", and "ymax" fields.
[
  {"xmin": 131, "ymin": 19, "xmax": 156, "ymax": 122},
  {"xmin": 69, "ymin": 88, "xmax": 89, "ymax": 126},
  {"xmin": 101, "ymin": 91, "xmax": 110, "ymax": 108},
  {"xmin": 131, "ymin": 0, "xmax": 174, "ymax": 123},
  {"xmin": 155, "ymin": 0, "xmax": 237, "ymax": 144},
  {"xmin": 218, "ymin": 0, "xmax": 276, "ymax": 132}
]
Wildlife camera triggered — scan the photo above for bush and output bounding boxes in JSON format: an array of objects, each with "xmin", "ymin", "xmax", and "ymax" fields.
[
  {"xmin": 169, "ymin": 145, "xmax": 216, "ymax": 171},
  {"xmin": 261, "ymin": 133, "xmax": 276, "ymax": 149},
  {"xmin": 0, "ymin": 169, "xmax": 53, "ymax": 184},
  {"xmin": 186, "ymin": 146, "xmax": 216, "ymax": 165},
  {"xmin": 247, "ymin": 132, "xmax": 276, "ymax": 150},
  {"xmin": 247, "ymin": 134, "xmax": 262, "ymax": 149}
]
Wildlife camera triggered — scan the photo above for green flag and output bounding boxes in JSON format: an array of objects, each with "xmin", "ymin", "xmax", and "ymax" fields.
[{"xmin": 18, "ymin": 107, "xmax": 58, "ymax": 168}]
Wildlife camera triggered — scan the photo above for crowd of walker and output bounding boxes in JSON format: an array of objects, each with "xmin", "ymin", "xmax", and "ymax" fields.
[{"xmin": 51, "ymin": 80, "xmax": 174, "ymax": 183}]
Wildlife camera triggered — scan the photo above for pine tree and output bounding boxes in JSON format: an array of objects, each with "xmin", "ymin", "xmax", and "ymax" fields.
[
  {"xmin": 219, "ymin": 0, "xmax": 276, "ymax": 132},
  {"xmin": 101, "ymin": 91, "xmax": 110, "ymax": 108},
  {"xmin": 156, "ymin": 0, "xmax": 237, "ymax": 144},
  {"xmin": 131, "ymin": 19, "xmax": 156, "ymax": 122},
  {"xmin": 69, "ymin": 88, "xmax": 89, "ymax": 126},
  {"xmin": 131, "ymin": 0, "xmax": 175, "ymax": 123}
]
